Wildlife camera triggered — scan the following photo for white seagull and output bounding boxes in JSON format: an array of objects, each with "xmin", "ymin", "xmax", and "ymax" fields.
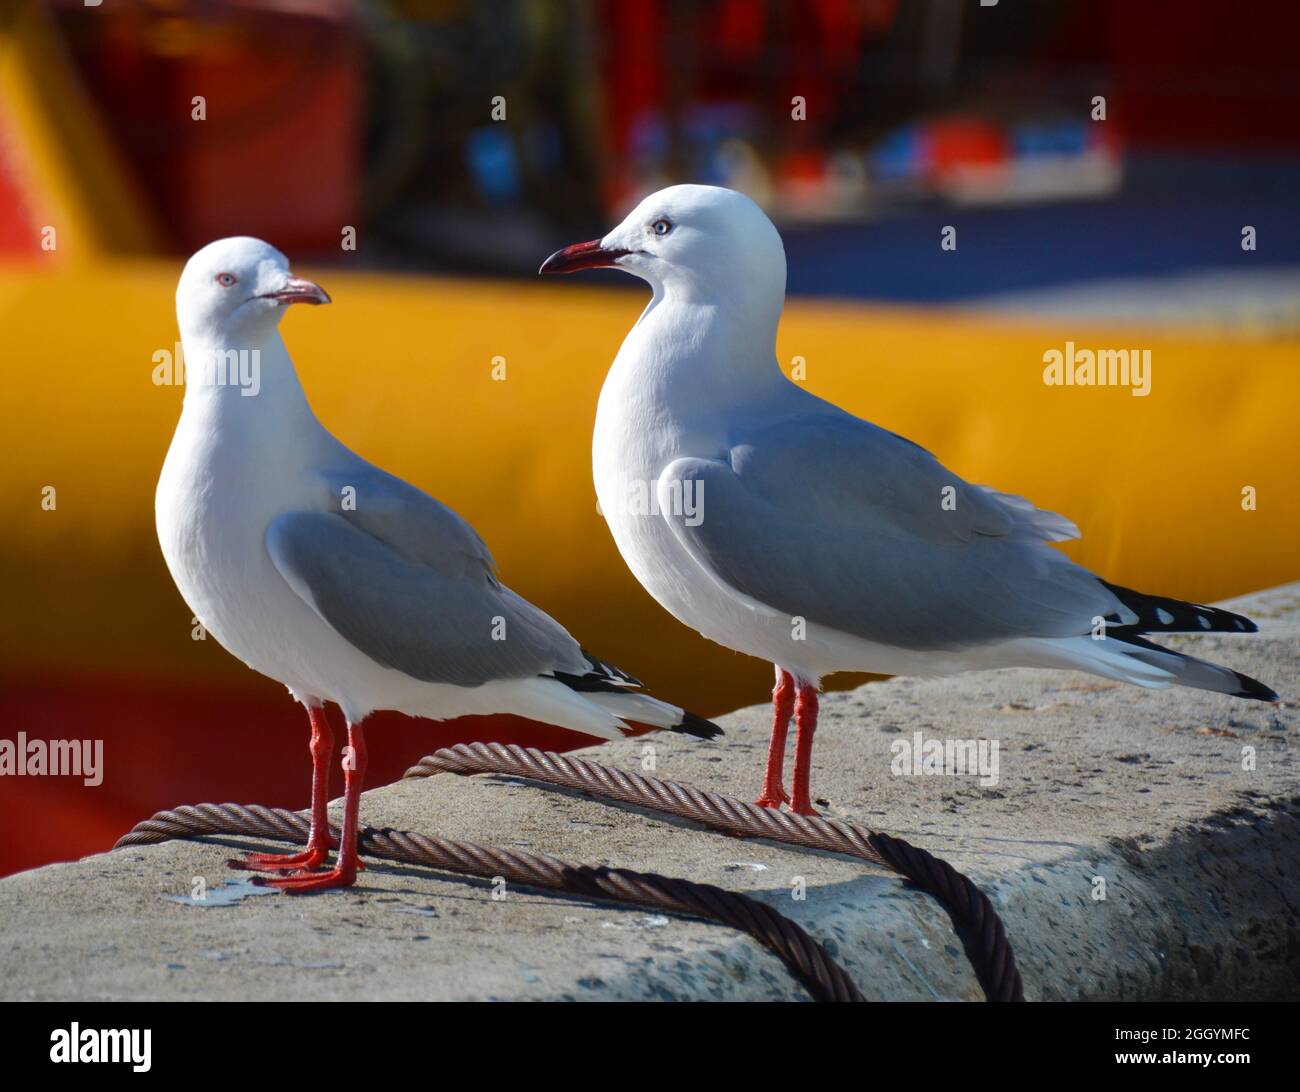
[
  {"xmin": 540, "ymin": 184, "xmax": 1277, "ymax": 816},
  {"xmin": 156, "ymin": 237, "xmax": 720, "ymax": 892}
]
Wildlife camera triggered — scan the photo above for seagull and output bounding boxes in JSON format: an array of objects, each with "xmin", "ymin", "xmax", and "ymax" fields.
[
  {"xmin": 540, "ymin": 184, "xmax": 1278, "ymax": 816},
  {"xmin": 157, "ymin": 237, "xmax": 720, "ymax": 892}
]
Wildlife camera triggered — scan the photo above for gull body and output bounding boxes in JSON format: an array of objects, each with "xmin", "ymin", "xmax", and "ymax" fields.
[
  {"xmin": 541, "ymin": 184, "xmax": 1276, "ymax": 814},
  {"xmin": 157, "ymin": 343, "xmax": 622, "ymax": 737},
  {"xmin": 591, "ymin": 296, "xmax": 1050, "ymax": 682},
  {"xmin": 158, "ymin": 237, "xmax": 718, "ymax": 890}
]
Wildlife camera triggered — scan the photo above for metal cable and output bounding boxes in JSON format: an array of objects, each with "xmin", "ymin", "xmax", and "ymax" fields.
[
  {"xmin": 114, "ymin": 802, "xmax": 863, "ymax": 1003},
  {"xmin": 403, "ymin": 742, "xmax": 1025, "ymax": 1002}
]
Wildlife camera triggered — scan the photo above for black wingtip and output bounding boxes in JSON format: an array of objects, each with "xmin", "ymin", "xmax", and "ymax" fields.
[
  {"xmin": 1101, "ymin": 581, "xmax": 1261, "ymax": 636},
  {"xmin": 675, "ymin": 710, "xmax": 725, "ymax": 740},
  {"xmin": 578, "ymin": 648, "xmax": 643, "ymax": 688},
  {"xmin": 1233, "ymin": 672, "xmax": 1279, "ymax": 703}
]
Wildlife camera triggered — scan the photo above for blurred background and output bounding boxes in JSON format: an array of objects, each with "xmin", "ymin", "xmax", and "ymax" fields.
[{"xmin": 2, "ymin": 0, "xmax": 1297, "ymax": 877}]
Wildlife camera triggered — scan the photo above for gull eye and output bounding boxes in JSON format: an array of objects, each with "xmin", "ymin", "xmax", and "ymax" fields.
[
  {"xmin": 215, "ymin": 272, "xmax": 237, "ymax": 287},
  {"xmin": 651, "ymin": 218, "xmax": 672, "ymax": 237}
]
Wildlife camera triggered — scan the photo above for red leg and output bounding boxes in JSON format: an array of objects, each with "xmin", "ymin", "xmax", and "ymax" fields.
[
  {"xmin": 229, "ymin": 703, "xmax": 335, "ymax": 873},
  {"xmin": 755, "ymin": 667, "xmax": 795, "ymax": 809},
  {"xmin": 789, "ymin": 683, "xmax": 820, "ymax": 816},
  {"xmin": 257, "ymin": 720, "xmax": 367, "ymax": 893}
]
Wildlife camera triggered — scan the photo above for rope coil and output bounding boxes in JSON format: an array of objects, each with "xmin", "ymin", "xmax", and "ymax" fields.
[
  {"xmin": 115, "ymin": 802, "xmax": 864, "ymax": 1002},
  {"xmin": 115, "ymin": 741, "xmax": 1024, "ymax": 1001},
  {"xmin": 403, "ymin": 742, "xmax": 1024, "ymax": 1002}
]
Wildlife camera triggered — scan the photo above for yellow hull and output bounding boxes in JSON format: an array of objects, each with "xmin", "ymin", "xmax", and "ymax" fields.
[{"xmin": 3, "ymin": 263, "xmax": 1295, "ymax": 714}]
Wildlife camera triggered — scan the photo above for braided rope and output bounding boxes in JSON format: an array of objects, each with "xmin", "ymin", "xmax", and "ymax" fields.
[
  {"xmin": 115, "ymin": 803, "xmax": 864, "ymax": 1002},
  {"xmin": 403, "ymin": 742, "xmax": 1024, "ymax": 1002}
]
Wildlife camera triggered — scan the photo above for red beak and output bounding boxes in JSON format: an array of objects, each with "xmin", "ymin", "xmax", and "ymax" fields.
[
  {"xmin": 538, "ymin": 239, "xmax": 630, "ymax": 275},
  {"xmin": 260, "ymin": 275, "xmax": 331, "ymax": 306}
]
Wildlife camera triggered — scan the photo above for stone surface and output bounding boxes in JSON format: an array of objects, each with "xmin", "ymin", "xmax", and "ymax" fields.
[{"xmin": 1, "ymin": 585, "xmax": 1296, "ymax": 1001}]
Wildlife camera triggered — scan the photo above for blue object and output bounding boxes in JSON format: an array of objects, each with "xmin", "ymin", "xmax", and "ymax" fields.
[{"xmin": 466, "ymin": 127, "xmax": 521, "ymax": 204}]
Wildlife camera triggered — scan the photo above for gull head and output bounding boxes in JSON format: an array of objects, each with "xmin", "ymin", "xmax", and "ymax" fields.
[
  {"xmin": 176, "ymin": 236, "xmax": 330, "ymax": 344},
  {"xmin": 540, "ymin": 184, "xmax": 785, "ymax": 305}
]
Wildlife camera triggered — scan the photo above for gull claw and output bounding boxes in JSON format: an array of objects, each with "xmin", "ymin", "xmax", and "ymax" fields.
[
  {"xmin": 227, "ymin": 847, "xmax": 330, "ymax": 874},
  {"xmin": 252, "ymin": 866, "xmax": 358, "ymax": 894}
]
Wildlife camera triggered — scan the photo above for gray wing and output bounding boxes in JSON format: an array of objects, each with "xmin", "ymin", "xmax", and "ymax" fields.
[
  {"xmin": 318, "ymin": 465, "xmax": 496, "ymax": 579},
  {"xmin": 657, "ymin": 412, "xmax": 1129, "ymax": 651},
  {"xmin": 268, "ymin": 469, "xmax": 587, "ymax": 686}
]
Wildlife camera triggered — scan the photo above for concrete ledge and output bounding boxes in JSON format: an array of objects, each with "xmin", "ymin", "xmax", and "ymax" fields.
[{"xmin": 1, "ymin": 585, "xmax": 1296, "ymax": 1001}]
